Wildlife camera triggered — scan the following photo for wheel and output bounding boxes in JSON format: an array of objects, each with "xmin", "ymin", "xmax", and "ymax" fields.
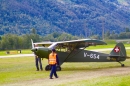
[
  {"xmin": 121, "ymin": 64, "xmax": 125, "ymax": 67},
  {"xmin": 45, "ymin": 65, "xmax": 51, "ymax": 71},
  {"xmin": 56, "ymin": 65, "xmax": 61, "ymax": 71}
]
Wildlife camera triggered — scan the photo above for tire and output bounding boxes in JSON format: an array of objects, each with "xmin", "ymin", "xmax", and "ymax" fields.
[
  {"xmin": 121, "ymin": 64, "xmax": 125, "ymax": 67},
  {"xmin": 45, "ymin": 65, "xmax": 51, "ymax": 71}
]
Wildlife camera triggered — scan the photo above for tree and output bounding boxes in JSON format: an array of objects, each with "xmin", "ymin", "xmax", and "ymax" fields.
[
  {"xmin": 109, "ymin": 30, "xmax": 117, "ymax": 39},
  {"xmin": 31, "ymin": 28, "xmax": 37, "ymax": 34},
  {"xmin": 119, "ymin": 32, "xmax": 126, "ymax": 39},
  {"xmin": 125, "ymin": 28, "xmax": 130, "ymax": 32},
  {"xmin": 126, "ymin": 32, "xmax": 130, "ymax": 38},
  {"xmin": 90, "ymin": 35, "xmax": 100, "ymax": 39}
]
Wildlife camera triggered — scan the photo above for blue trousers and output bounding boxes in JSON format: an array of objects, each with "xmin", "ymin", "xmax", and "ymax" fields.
[
  {"xmin": 35, "ymin": 57, "xmax": 43, "ymax": 70},
  {"xmin": 50, "ymin": 65, "xmax": 58, "ymax": 78}
]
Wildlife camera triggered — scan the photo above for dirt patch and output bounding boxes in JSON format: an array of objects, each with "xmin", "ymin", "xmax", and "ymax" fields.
[{"xmin": 3, "ymin": 67, "xmax": 130, "ymax": 86}]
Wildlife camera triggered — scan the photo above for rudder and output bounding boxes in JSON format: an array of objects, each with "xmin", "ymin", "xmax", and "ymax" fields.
[{"xmin": 109, "ymin": 43, "xmax": 126, "ymax": 61}]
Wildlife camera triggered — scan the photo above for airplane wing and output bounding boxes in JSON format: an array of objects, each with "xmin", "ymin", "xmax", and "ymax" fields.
[
  {"xmin": 55, "ymin": 39, "xmax": 107, "ymax": 50},
  {"xmin": 33, "ymin": 41, "xmax": 53, "ymax": 47},
  {"xmin": 33, "ymin": 39, "xmax": 106, "ymax": 50},
  {"xmin": 56, "ymin": 39, "xmax": 106, "ymax": 45}
]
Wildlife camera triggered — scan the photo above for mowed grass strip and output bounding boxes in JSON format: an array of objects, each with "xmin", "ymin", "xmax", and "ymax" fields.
[
  {"xmin": 60, "ymin": 74, "xmax": 130, "ymax": 86},
  {"xmin": 0, "ymin": 49, "xmax": 32, "ymax": 56}
]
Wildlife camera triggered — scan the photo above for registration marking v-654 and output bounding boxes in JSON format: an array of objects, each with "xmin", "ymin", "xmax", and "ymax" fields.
[{"xmin": 84, "ymin": 52, "xmax": 100, "ymax": 59}]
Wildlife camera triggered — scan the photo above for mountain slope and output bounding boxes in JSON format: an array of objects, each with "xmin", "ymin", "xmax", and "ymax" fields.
[{"xmin": 0, "ymin": 0, "xmax": 130, "ymax": 36}]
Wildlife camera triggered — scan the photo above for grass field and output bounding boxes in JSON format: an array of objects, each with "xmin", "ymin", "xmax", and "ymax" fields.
[
  {"xmin": 60, "ymin": 74, "xmax": 130, "ymax": 86},
  {"xmin": 0, "ymin": 56, "xmax": 130, "ymax": 86},
  {"xmin": 0, "ymin": 49, "xmax": 32, "ymax": 56},
  {"xmin": 0, "ymin": 43, "xmax": 130, "ymax": 86}
]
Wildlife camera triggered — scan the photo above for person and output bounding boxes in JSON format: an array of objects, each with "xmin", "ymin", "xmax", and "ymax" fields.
[
  {"xmin": 35, "ymin": 55, "xmax": 43, "ymax": 71},
  {"xmin": 49, "ymin": 49, "xmax": 59, "ymax": 79},
  {"xmin": 34, "ymin": 44, "xmax": 43, "ymax": 71}
]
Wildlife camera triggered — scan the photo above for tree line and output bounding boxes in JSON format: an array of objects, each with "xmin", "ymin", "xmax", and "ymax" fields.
[
  {"xmin": 91, "ymin": 28, "xmax": 130, "ymax": 39},
  {"xmin": 0, "ymin": 28, "xmax": 130, "ymax": 50},
  {"xmin": 0, "ymin": 31, "xmax": 79, "ymax": 50}
]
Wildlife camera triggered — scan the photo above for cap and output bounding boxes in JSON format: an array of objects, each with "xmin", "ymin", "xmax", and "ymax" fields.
[{"xmin": 52, "ymin": 49, "xmax": 56, "ymax": 52}]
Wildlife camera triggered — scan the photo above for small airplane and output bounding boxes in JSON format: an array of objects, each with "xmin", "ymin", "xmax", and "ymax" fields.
[{"xmin": 31, "ymin": 39, "xmax": 127, "ymax": 71}]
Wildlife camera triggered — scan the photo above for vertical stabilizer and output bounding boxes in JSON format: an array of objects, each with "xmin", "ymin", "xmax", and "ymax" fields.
[{"xmin": 109, "ymin": 43, "xmax": 126, "ymax": 57}]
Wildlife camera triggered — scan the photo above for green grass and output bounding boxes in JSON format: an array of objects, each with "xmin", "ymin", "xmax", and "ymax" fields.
[
  {"xmin": 60, "ymin": 74, "xmax": 130, "ymax": 86},
  {"xmin": 0, "ymin": 49, "xmax": 32, "ymax": 56},
  {"xmin": 0, "ymin": 56, "xmax": 130, "ymax": 85},
  {"xmin": 0, "ymin": 57, "xmax": 48, "ymax": 84},
  {"xmin": 20, "ymin": 49, "xmax": 32, "ymax": 54}
]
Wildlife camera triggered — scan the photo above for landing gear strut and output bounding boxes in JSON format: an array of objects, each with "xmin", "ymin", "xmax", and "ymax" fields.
[
  {"xmin": 116, "ymin": 57, "xmax": 125, "ymax": 67},
  {"xmin": 118, "ymin": 61, "xmax": 125, "ymax": 67},
  {"xmin": 45, "ymin": 65, "xmax": 61, "ymax": 71}
]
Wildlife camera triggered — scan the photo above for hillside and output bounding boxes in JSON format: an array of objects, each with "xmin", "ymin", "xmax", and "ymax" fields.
[{"xmin": 0, "ymin": 0, "xmax": 130, "ymax": 36}]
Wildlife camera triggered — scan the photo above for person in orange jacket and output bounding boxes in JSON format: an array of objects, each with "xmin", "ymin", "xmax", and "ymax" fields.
[{"xmin": 49, "ymin": 49, "xmax": 59, "ymax": 79}]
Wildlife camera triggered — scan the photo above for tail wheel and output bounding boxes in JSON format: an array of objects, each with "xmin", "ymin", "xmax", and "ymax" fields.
[
  {"xmin": 45, "ymin": 65, "xmax": 51, "ymax": 71},
  {"xmin": 121, "ymin": 64, "xmax": 125, "ymax": 67},
  {"xmin": 56, "ymin": 65, "xmax": 61, "ymax": 71}
]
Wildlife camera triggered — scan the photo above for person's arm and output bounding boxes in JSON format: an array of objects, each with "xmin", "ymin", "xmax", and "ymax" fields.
[{"xmin": 56, "ymin": 55, "xmax": 59, "ymax": 65}]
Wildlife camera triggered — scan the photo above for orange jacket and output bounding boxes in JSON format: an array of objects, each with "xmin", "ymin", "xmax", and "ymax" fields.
[{"xmin": 49, "ymin": 53, "xmax": 57, "ymax": 65}]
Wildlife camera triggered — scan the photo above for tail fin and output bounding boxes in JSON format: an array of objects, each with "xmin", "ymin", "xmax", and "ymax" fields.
[
  {"xmin": 109, "ymin": 43, "xmax": 126, "ymax": 59},
  {"xmin": 31, "ymin": 39, "xmax": 35, "ymax": 49}
]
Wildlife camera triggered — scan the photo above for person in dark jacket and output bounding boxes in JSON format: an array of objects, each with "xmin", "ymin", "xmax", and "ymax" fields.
[
  {"xmin": 35, "ymin": 55, "xmax": 43, "ymax": 71},
  {"xmin": 34, "ymin": 44, "xmax": 43, "ymax": 71}
]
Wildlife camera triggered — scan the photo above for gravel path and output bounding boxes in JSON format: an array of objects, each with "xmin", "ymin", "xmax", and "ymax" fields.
[{"xmin": 4, "ymin": 67, "xmax": 130, "ymax": 86}]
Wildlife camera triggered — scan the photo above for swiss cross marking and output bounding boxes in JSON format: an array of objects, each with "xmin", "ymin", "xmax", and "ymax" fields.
[{"xmin": 114, "ymin": 47, "xmax": 120, "ymax": 53}]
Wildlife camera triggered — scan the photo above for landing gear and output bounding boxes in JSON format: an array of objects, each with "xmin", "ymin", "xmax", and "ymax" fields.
[
  {"xmin": 118, "ymin": 61, "xmax": 125, "ymax": 67},
  {"xmin": 116, "ymin": 57, "xmax": 125, "ymax": 67},
  {"xmin": 45, "ymin": 65, "xmax": 51, "ymax": 71},
  {"xmin": 121, "ymin": 64, "xmax": 125, "ymax": 67},
  {"xmin": 45, "ymin": 65, "xmax": 61, "ymax": 71}
]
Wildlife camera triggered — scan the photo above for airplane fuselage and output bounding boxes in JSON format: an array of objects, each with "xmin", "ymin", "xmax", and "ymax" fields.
[{"xmin": 57, "ymin": 49, "xmax": 126, "ymax": 65}]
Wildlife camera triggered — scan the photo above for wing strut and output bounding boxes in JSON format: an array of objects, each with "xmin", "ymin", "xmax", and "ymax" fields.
[
  {"xmin": 69, "ymin": 47, "xmax": 87, "ymax": 58},
  {"xmin": 63, "ymin": 44, "xmax": 87, "ymax": 62}
]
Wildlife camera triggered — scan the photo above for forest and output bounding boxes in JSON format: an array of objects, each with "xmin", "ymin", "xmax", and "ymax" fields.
[
  {"xmin": 0, "ymin": 28, "xmax": 130, "ymax": 50},
  {"xmin": 0, "ymin": 0, "xmax": 130, "ymax": 37}
]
